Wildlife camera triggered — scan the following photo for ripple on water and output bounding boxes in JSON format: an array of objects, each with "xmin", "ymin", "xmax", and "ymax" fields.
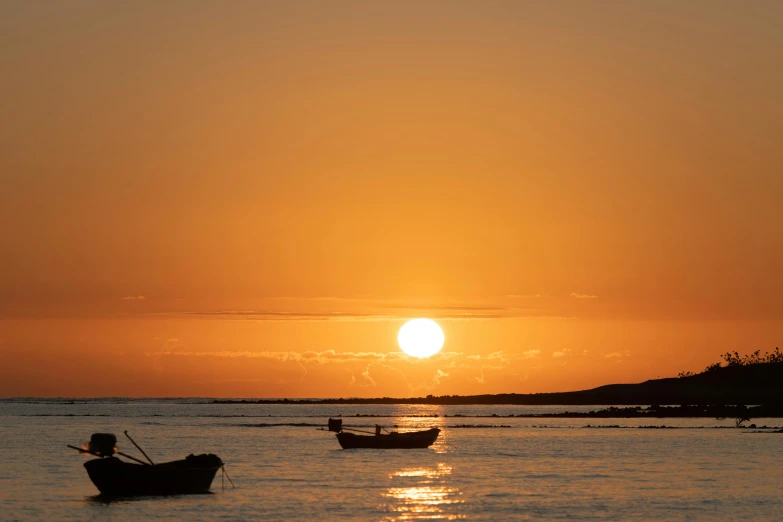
[
  {"xmin": 380, "ymin": 464, "xmax": 465, "ymax": 521},
  {"xmin": 1, "ymin": 401, "xmax": 782, "ymax": 521}
]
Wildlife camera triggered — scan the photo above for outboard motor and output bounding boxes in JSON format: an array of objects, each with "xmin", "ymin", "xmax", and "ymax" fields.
[
  {"xmin": 328, "ymin": 418, "xmax": 342, "ymax": 433},
  {"xmin": 88, "ymin": 433, "xmax": 117, "ymax": 457}
]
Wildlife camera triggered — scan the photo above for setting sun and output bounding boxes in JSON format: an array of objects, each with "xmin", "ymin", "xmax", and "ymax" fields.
[{"xmin": 397, "ymin": 319, "xmax": 445, "ymax": 358}]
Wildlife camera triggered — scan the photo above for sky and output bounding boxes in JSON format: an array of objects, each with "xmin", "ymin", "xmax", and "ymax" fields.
[{"xmin": 1, "ymin": 1, "xmax": 781, "ymax": 397}]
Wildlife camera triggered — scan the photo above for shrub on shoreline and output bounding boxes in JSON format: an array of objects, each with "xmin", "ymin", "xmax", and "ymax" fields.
[{"xmin": 679, "ymin": 347, "xmax": 782, "ymax": 378}]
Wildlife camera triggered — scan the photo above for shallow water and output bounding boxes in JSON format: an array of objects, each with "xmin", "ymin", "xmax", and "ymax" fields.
[{"xmin": 1, "ymin": 399, "xmax": 781, "ymax": 521}]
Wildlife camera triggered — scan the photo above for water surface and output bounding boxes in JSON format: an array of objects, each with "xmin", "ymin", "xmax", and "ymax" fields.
[{"xmin": 1, "ymin": 399, "xmax": 781, "ymax": 520}]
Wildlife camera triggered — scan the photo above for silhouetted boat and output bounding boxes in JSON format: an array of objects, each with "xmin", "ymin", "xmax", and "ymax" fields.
[
  {"xmin": 69, "ymin": 432, "xmax": 227, "ymax": 496},
  {"xmin": 84, "ymin": 453, "xmax": 224, "ymax": 496},
  {"xmin": 326, "ymin": 418, "xmax": 440, "ymax": 449}
]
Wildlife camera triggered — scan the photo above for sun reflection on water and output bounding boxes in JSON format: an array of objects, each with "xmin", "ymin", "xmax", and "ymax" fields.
[
  {"xmin": 389, "ymin": 406, "xmax": 450, "ymax": 454},
  {"xmin": 380, "ymin": 463, "xmax": 465, "ymax": 521}
]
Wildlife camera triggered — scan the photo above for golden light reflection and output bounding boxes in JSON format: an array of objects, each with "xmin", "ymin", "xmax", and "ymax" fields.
[
  {"xmin": 381, "ymin": 464, "xmax": 464, "ymax": 521},
  {"xmin": 390, "ymin": 407, "xmax": 449, "ymax": 454}
]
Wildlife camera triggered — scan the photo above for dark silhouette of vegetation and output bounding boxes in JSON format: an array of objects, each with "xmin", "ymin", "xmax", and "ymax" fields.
[
  {"xmin": 722, "ymin": 347, "xmax": 783, "ymax": 366},
  {"xmin": 679, "ymin": 347, "xmax": 782, "ymax": 378}
]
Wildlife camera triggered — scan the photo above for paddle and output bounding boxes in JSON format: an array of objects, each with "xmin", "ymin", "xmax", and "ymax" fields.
[
  {"xmin": 124, "ymin": 431, "xmax": 155, "ymax": 466},
  {"xmin": 67, "ymin": 444, "xmax": 151, "ymax": 466}
]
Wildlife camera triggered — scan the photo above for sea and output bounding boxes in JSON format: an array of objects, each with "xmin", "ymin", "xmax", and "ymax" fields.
[{"xmin": 1, "ymin": 399, "xmax": 781, "ymax": 521}]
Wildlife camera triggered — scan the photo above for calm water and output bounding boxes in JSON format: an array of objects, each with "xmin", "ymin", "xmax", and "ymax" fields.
[{"xmin": 1, "ymin": 399, "xmax": 781, "ymax": 521}]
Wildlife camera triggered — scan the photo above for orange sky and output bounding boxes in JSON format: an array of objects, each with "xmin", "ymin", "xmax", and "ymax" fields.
[{"xmin": 1, "ymin": 2, "xmax": 781, "ymax": 397}]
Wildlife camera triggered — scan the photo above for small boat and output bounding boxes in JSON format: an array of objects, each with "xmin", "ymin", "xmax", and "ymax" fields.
[
  {"xmin": 69, "ymin": 432, "xmax": 227, "ymax": 496},
  {"xmin": 84, "ymin": 453, "xmax": 224, "ymax": 496},
  {"xmin": 327, "ymin": 418, "xmax": 440, "ymax": 449}
]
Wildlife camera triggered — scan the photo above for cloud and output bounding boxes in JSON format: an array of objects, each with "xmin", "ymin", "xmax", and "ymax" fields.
[
  {"xmin": 177, "ymin": 311, "xmax": 387, "ymax": 321},
  {"xmin": 353, "ymin": 362, "xmax": 410, "ymax": 389},
  {"xmin": 168, "ymin": 309, "xmax": 506, "ymax": 321},
  {"xmin": 505, "ymin": 294, "xmax": 543, "ymax": 299},
  {"xmin": 569, "ymin": 293, "xmax": 597, "ymax": 299},
  {"xmin": 146, "ymin": 349, "xmax": 466, "ymax": 366},
  {"xmin": 345, "ymin": 369, "xmax": 356, "ymax": 387},
  {"xmin": 144, "ymin": 348, "xmax": 542, "ymax": 391},
  {"xmin": 552, "ymin": 349, "xmax": 572, "ymax": 358},
  {"xmin": 460, "ymin": 350, "xmax": 529, "ymax": 374},
  {"xmin": 213, "ymin": 378, "xmax": 264, "ymax": 384},
  {"xmin": 380, "ymin": 303, "xmax": 507, "ymax": 312},
  {"xmin": 121, "ymin": 295, "xmax": 146, "ymax": 300},
  {"xmin": 360, "ymin": 364, "xmax": 376, "ymax": 387},
  {"xmin": 432, "ymin": 369, "xmax": 449, "ymax": 385},
  {"xmin": 139, "ymin": 295, "xmax": 577, "ymax": 322},
  {"xmin": 604, "ymin": 351, "xmax": 631, "ymax": 358},
  {"xmin": 465, "ymin": 350, "xmax": 535, "ymax": 385}
]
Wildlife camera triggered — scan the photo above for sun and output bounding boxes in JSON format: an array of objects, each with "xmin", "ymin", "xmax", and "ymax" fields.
[{"xmin": 398, "ymin": 319, "xmax": 445, "ymax": 358}]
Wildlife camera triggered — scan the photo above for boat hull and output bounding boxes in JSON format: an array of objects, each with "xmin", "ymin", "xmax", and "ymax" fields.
[
  {"xmin": 84, "ymin": 454, "xmax": 223, "ymax": 496},
  {"xmin": 336, "ymin": 428, "xmax": 440, "ymax": 449}
]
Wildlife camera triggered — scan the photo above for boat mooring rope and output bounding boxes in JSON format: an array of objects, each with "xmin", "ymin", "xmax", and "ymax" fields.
[{"xmin": 221, "ymin": 465, "xmax": 235, "ymax": 490}]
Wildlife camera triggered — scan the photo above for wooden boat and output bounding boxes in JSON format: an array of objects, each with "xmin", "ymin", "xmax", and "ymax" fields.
[
  {"xmin": 84, "ymin": 453, "xmax": 223, "ymax": 496},
  {"xmin": 327, "ymin": 418, "xmax": 440, "ymax": 449},
  {"xmin": 336, "ymin": 427, "xmax": 441, "ymax": 449},
  {"xmin": 69, "ymin": 432, "xmax": 227, "ymax": 496}
]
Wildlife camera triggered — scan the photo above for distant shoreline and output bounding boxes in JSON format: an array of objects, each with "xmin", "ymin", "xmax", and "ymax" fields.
[
  {"xmin": 204, "ymin": 403, "xmax": 783, "ymax": 418},
  {"xmin": 212, "ymin": 361, "xmax": 783, "ymax": 408},
  {"xmin": 5, "ymin": 360, "xmax": 782, "ymax": 408}
]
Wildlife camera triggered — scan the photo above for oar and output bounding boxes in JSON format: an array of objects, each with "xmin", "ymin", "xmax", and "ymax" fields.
[
  {"xmin": 67, "ymin": 445, "xmax": 150, "ymax": 466},
  {"xmin": 336, "ymin": 427, "xmax": 378, "ymax": 435},
  {"xmin": 124, "ymin": 431, "xmax": 155, "ymax": 466},
  {"xmin": 116, "ymin": 451, "xmax": 151, "ymax": 466}
]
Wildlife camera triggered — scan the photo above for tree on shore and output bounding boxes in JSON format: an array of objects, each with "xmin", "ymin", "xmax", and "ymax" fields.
[{"xmin": 679, "ymin": 347, "xmax": 782, "ymax": 378}]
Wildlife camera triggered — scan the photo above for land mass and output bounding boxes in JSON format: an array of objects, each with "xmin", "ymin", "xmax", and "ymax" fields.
[{"xmin": 213, "ymin": 361, "xmax": 783, "ymax": 406}]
